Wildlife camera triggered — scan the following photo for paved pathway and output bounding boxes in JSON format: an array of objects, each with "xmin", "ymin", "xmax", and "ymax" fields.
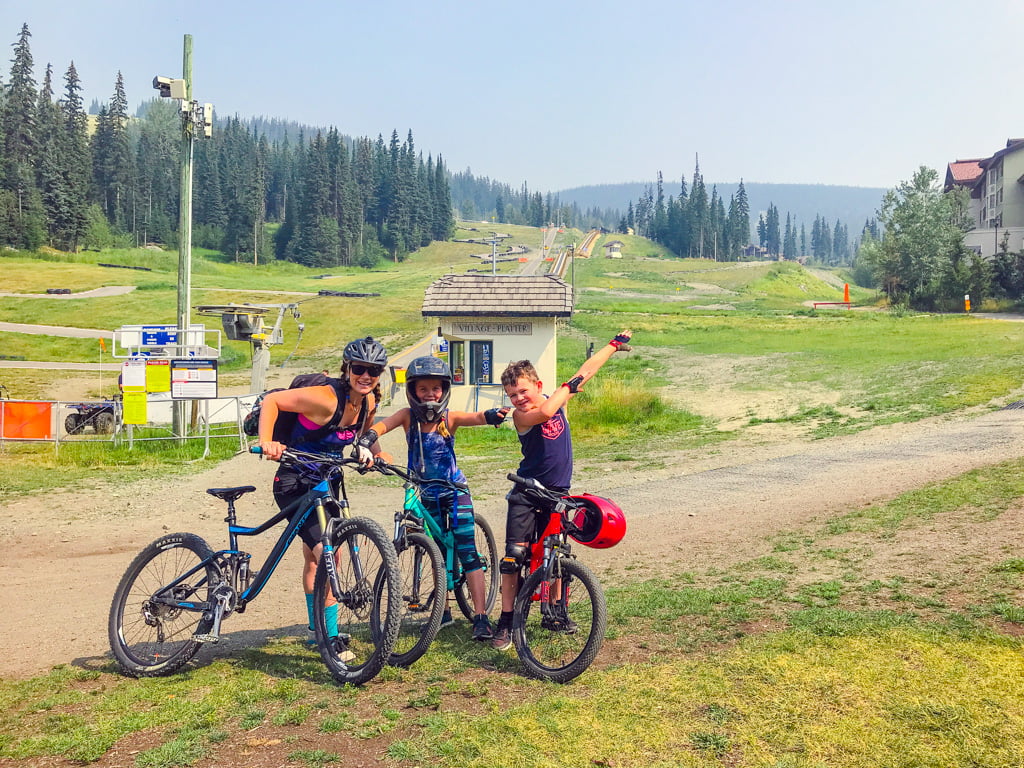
[{"xmin": 0, "ymin": 286, "xmax": 136, "ymax": 299}]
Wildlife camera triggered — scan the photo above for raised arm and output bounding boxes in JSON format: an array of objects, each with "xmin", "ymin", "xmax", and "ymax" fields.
[{"xmin": 447, "ymin": 406, "xmax": 510, "ymax": 430}]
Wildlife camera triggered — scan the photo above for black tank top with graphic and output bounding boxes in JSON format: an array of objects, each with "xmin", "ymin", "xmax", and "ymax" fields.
[{"xmin": 516, "ymin": 405, "xmax": 572, "ymax": 490}]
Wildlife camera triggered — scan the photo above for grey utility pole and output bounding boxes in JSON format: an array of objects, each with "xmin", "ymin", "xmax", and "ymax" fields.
[{"xmin": 174, "ymin": 34, "xmax": 195, "ymax": 437}]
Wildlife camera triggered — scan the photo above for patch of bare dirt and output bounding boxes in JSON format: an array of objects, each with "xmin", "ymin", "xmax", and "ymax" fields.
[{"xmin": 3, "ymin": 381, "xmax": 1024, "ymax": 680}]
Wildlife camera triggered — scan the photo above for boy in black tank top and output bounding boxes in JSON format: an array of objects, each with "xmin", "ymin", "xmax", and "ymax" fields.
[{"xmin": 490, "ymin": 330, "xmax": 632, "ymax": 651}]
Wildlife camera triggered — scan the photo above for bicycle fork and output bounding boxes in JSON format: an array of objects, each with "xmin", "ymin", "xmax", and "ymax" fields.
[{"xmin": 318, "ymin": 499, "xmax": 345, "ymax": 601}]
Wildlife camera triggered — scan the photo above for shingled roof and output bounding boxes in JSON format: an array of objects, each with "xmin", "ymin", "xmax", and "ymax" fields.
[{"xmin": 422, "ymin": 274, "xmax": 573, "ymax": 317}]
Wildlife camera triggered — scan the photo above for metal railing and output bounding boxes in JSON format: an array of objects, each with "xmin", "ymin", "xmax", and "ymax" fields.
[{"xmin": 0, "ymin": 395, "xmax": 252, "ymax": 456}]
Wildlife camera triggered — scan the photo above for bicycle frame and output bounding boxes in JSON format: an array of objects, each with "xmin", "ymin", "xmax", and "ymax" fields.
[
  {"xmin": 150, "ymin": 463, "xmax": 350, "ymax": 624},
  {"xmin": 396, "ymin": 480, "xmax": 466, "ymax": 590}
]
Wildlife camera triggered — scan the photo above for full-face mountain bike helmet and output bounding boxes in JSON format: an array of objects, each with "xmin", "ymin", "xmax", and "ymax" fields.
[
  {"xmin": 567, "ymin": 494, "xmax": 627, "ymax": 549},
  {"xmin": 405, "ymin": 355, "xmax": 451, "ymax": 423},
  {"xmin": 343, "ymin": 336, "xmax": 388, "ymax": 367}
]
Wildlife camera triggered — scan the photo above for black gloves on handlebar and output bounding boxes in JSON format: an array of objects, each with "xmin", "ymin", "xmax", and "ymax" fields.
[{"xmin": 356, "ymin": 430, "xmax": 378, "ymax": 450}]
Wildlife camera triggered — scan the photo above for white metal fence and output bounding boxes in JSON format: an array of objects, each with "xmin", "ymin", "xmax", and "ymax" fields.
[{"xmin": 0, "ymin": 394, "xmax": 255, "ymax": 454}]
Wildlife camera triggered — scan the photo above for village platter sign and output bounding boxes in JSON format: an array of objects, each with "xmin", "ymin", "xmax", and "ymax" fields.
[{"xmin": 451, "ymin": 321, "xmax": 532, "ymax": 335}]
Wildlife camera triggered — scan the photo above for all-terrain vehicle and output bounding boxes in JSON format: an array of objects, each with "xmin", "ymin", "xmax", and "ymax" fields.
[{"xmin": 65, "ymin": 400, "xmax": 119, "ymax": 434}]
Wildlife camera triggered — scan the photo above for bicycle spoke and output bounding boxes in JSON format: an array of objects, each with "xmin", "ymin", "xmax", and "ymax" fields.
[
  {"xmin": 513, "ymin": 558, "xmax": 607, "ymax": 683},
  {"xmin": 109, "ymin": 534, "xmax": 215, "ymax": 676}
]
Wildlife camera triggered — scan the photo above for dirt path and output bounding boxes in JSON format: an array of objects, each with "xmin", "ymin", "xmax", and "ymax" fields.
[{"xmin": 2, "ymin": 405, "xmax": 1023, "ymax": 679}]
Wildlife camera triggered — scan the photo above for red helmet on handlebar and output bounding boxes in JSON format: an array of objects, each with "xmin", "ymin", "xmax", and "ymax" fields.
[{"xmin": 567, "ymin": 494, "xmax": 626, "ymax": 549}]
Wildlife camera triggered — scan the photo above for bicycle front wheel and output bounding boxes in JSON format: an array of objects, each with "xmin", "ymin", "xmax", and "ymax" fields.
[
  {"xmin": 313, "ymin": 517, "xmax": 401, "ymax": 685},
  {"xmin": 512, "ymin": 557, "xmax": 607, "ymax": 683},
  {"xmin": 454, "ymin": 515, "xmax": 499, "ymax": 621},
  {"xmin": 375, "ymin": 531, "xmax": 445, "ymax": 668},
  {"xmin": 108, "ymin": 533, "xmax": 218, "ymax": 677}
]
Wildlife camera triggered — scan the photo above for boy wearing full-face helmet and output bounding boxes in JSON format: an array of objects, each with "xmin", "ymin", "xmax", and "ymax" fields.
[{"xmin": 354, "ymin": 355, "xmax": 509, "ymax": 641}]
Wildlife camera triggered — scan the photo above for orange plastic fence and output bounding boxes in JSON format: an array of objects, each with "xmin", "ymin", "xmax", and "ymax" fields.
[{"xmin": 1, "ymin": 401, "xmax": 53, "ymax": 439}]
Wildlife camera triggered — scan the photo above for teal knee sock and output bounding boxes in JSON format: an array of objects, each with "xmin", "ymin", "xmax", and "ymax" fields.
[
  {"xmin": 305, "ymin": 593, "xmax": 315, "ymax": 631},
  {"xmin": 324, "ymin": 604, "xmax": 339, "ymax": 638},
  {"xmin": 305, "ymin": 593, "xmax": 339, "ymax": 638}
]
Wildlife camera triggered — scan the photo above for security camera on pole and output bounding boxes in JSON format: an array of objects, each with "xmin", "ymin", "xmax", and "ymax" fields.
[{"xmin": 153, "ymin": 34, "xmax": 214, "ymax": 438}]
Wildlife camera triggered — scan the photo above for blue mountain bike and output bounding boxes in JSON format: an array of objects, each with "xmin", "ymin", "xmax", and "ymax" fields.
[{"xmin": 107, "ymin": 448, "xmax": 401, "ymax": 685}]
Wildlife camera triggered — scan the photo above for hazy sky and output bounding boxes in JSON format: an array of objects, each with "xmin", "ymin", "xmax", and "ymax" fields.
[{"xmin": 8, "ymin": 1, "xmax": 1024, "ymax": 192}]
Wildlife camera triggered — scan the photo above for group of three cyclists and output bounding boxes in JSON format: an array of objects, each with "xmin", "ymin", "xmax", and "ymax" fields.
[{"xmin": 255, "ymin": 329, "xmax": 632, "ymax": 653}]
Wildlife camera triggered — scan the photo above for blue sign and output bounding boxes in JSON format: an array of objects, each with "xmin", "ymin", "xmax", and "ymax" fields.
[{"xmin": 141, "ymin": 326, "xmax": 178, "ymax": 346}]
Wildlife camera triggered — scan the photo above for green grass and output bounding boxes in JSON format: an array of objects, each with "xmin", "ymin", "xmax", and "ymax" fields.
[
  {"xmin": 4, "ymin": 458, "xmax": 1024, "ymax": 765},
  {"xmin": 0, "ymin": 433, "xmax": 242, "ymax": 499}
]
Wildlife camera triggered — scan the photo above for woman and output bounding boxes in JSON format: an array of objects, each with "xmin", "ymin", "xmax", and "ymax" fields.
[{"xmin": 257, "ymin": 336, "xmax": 387, "ymax": 643}]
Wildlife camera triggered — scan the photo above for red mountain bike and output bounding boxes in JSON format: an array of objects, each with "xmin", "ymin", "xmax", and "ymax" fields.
[{"xmin": 505, "ymin": 473, "xmax": 626, "ymax": 682}]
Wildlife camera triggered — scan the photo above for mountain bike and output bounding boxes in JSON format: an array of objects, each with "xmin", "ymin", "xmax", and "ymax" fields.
[
  {"xmin": 505, "ymin": 473, "xmax": 623, "ymax": 683},
  {"xmin": 368, "ymin": 461, "xmax": 498, "ymax": 667},
  {"xmin": 108, "ymin": 448, "xmax": 401, "ymax": 685}
]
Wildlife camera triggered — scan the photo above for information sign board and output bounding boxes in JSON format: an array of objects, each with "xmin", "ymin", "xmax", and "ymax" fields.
[{"xmin": 170, "ymin": 359, "xmax": 218, "ymax": 399}]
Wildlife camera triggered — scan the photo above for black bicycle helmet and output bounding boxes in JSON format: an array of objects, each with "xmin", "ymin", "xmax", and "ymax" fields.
[
  {"xmin": 405, "ymin": 355, "xmax": 451, "ymax": 423},
  {"xmin": 343, "ymin": 336, "xmax": 388, "ymax": 367}
]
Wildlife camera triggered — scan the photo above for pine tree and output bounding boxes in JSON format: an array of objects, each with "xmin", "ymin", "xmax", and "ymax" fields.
[
  {"xmin": 1, "ymin": 23, "xmax": 45, "ymax": 247},
  {"xmin": 92, "ymin": 71, "xmax": 134, "ymax": 231},
  {"xmin": 732, "ymin": 180, "xmax": 750, "ymax": 254},
  {"xmin": 54, "ymin": 61, "xmax": 90, "ymax": 250},
  {"xmin": 35, "ymin": 63, "xmax": 65, "ymax": 247}
]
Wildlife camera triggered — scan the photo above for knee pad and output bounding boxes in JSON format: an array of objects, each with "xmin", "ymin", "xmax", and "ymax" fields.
[{"xmin": 500, "ymin": 543, "xmax": 528, "ymax": 574}]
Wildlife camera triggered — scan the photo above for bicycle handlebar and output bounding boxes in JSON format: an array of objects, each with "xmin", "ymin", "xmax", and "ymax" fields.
[
  {"xmin": 507, "ymin": 472, "xmax": 563, "ymax": 500},
  {"xmin": 250, "ymin": 445, "xmax": 366, "ymax": 471},
  {"xmin": 372, "ymin": 459, "xmax": 469, "ymax": 492}
]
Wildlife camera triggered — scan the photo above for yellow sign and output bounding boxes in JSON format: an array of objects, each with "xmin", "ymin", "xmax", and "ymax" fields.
[
  {"xmin": 147, "ymin": 360, "xmax": 171, "ymax": 393},
  {"xmin": 122, "ymin": 391, "xmax": 148, "ymax": 425}
]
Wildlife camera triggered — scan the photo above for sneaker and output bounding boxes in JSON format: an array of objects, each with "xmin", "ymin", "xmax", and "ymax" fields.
[
  {"xmin": 490, "ymin": 624, "xmax": 512, "ymax": 651},
  {"xmin": 541, "ymin": 611, "xmax": 578, "ymax": 634},
  {"xmin": 329, "ymin": 635, "xmax": 356, "ymax": 663},
  {"xmin": 472, "ymin": 614, "xmax": 494, "ymax": 641},
  {"xmin": 439, "ymin": 608, "xmax": 454, "ymax": 629}
]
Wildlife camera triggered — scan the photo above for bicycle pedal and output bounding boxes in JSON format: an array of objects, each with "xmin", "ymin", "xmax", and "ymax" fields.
[{"xmin": 192, "ymin": 634, "xmax": 220, "ymax": 643}]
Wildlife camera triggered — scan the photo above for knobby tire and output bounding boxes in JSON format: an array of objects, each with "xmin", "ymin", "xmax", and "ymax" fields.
[
  {"xmin": 313, "ymin": 517, "xmax": 401, "ymax": 685},
  {"xmin": 375, "ymin": 531, "xmax": 445, "ymax": 667},
  {"xmin": 453, "ymin": 515, "xmax": 499, "ymax": 621},
  {"xmin": 512, "ymin": 557, "xmax": 607, "ymax": 683},
  {"xmin": 108, "ymin": 532, "xmax": 218, "ymax": 677}
]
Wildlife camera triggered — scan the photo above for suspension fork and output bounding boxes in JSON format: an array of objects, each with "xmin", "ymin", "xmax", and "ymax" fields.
[{"xmin": 316, "ymin": 498, "xmax": 345, "ymax": 600}]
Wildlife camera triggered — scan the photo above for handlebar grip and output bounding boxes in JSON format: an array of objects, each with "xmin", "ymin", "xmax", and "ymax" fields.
[
  {"xmin": 507, "ymin": 472, "xmax": 527, "ymax": 485},
  {"xmin": 249, "ymin": 446, "xmax": 262, "ymax": 455}
]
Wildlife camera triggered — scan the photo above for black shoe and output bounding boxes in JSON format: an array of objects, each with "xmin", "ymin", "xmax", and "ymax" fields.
[
  {"xmin": 472, "ymin": 614, "xmax": 494, "ymax": 641},
  {"xmin": 541, "ymin": 612, "xmax": 578, "ymax": 634},
  {"xmin": 329, "ymin": 634, "xmax": 355, "ymax": 662},
  {"xmin": 490, "ymin": 624, "xmax": 512, "ymax": 651},
  {"xmin": 439, "ymin": 608, "xmax": 454, "ymax": 629}
]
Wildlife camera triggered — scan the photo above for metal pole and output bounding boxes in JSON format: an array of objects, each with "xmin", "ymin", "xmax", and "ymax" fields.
[{"xmin": 173, "ymin": 34, "xmax": 195, "ymax": 437}]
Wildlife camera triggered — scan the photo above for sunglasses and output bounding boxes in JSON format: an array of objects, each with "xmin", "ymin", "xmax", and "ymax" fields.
[{"xmin": 349, "ymin": 364, "xmax": 383, "ymax": 377}]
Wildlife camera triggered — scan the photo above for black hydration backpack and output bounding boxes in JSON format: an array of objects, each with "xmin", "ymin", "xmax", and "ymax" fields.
[{"xmin": 243, "ymin": 373, "xmax": 354, "ymax": 442}]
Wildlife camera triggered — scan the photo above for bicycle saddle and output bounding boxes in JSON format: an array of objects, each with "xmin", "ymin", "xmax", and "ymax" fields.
[{"xmin": 206, "ymin": 486, "xmax": 257, "ymax": 502}]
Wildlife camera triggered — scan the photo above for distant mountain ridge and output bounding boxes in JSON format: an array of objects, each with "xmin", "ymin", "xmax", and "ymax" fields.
[{"xmin": 557, "ymin": 181, "xmax": 887, "ymax": 233}]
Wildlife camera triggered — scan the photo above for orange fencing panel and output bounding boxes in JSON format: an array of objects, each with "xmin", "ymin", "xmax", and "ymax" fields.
[{"xmin": 1, "ymin": 401, "xmax": 53, "ymax": 439}]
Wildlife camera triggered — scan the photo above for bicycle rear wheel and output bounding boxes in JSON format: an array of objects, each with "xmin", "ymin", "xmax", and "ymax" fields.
[
  {"xmin": 454, "ymin": 515, "xmax": 499, "ymax": 620},
  {"xmin": 512, "ymin": 557, "xmax": 606, "ymax": 683},
  {"xmin": 108, "ymin": 533, "xmax": 218, "ymax": 677},
  {"xmin": 374, "ymin": 531, "xmax": 445, "ymax": 667},
  {"xmin": 313, "ymin": 517, "xmax": 400, "ymax": 685}
]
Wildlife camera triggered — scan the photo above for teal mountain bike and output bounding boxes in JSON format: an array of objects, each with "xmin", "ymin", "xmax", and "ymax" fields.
[{"xmin": 367, "ymin": 461, "xmax": 499, "ymax": 667}]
